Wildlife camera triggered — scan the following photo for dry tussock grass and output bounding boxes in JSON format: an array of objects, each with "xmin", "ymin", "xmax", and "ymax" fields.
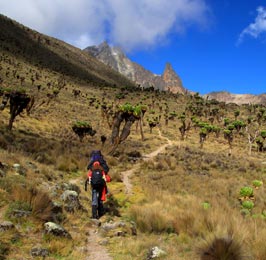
[
  {"xmin": 12, "ymin": 185, "xmax": 54, "ymax": 222},
  {"xmin": 109, "ymin": 233, "xmax": 163, "ymax": 260},
  {"xmin": 130, "ymin": 200, "xmax": 174, "ymax": 233},
  {"xmin": 45, "ymin": 236, "xmax": 74, "ymax": 257},
  {"xmin": 130, "ymin": 149, "xmax": 266, "ymax": 258}
]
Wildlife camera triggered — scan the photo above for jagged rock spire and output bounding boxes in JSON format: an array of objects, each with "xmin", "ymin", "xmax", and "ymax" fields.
[
  {"xmin": 162, "ymin": 63, "xmax": 185, "ymax": 94},
  {"xmin": 84, "ymin": 43, "xmax": 187, "ymax": 94}
]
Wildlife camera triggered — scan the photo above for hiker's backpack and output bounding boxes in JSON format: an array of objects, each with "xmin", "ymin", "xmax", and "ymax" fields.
[
  {"xmin": 91, "ymin": 169, "xmax": 105, "ymax": 189},
  {"xmin": 90, "ymin": 150, "xmax": 103, "ymax": 162},
  {"xmin": 87, "ymin": 150, "xmax": 110, "ymax": 173}
]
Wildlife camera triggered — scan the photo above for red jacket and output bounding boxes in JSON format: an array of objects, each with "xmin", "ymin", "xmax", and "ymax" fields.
[{"xmin": 87, "ymin": 169, "xmax": 111, "ymax": 201}]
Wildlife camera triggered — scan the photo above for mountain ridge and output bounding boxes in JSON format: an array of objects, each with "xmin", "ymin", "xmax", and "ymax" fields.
[
  {"xmin": 205, "ymin": 91, "xmax": 266, "ymax": 105},
  {"xmin": 84, "ymin": 42, "xmax": 186, "ymax": 94}
]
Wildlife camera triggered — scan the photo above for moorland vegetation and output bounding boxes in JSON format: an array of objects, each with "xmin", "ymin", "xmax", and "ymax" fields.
[{"xmin": 1, "ymin": 14, "xmax": 266, "ymax": 260}]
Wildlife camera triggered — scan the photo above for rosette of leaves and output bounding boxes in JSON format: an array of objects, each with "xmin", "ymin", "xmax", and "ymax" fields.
[
  {"xmin": 212, "ymin": 125, "xmax": 221, "ymax": 138},
  {"xmin": 224, "ymin": 129, "xmax": 233, "ymax": 142},
  {"xmin": 200, "ymin": 127, "xmax": 208, "ymax": 138},
  {"xmin": 191, "ymin": 115, "xmax": 199, "ymax": 125},
  {"xmin": 224, "ymin": 118, "xmax": 230, "ymax": 126},
  {"xmin": 133, "ymin": 104, "xmax": 147, "ymax": 119},
  {"xmin": 72, "ymin": 121, "xmax": 96, "ymax": 142},
  {"xmin": 241, "ymin": 200, "xmax": 254, "ymax": 211},
  {"xmin": 202, "ymin": 202, "xmax": 211, "ymax": 210},
  {"xmin": 119, "ymin": 103, "xmax": 134, "ymax": 114},
  {"xmin": 252, "ymin": 180, "xmax": 263, "ymax": 188},
  {"xmin": 115, "ymin": 93, "xmax": 125, "ymax": 99},
  {"xmin": 0, "ymin": 87, "xmax": 12, "ymax": 96},
  {"xmin": 169, "ymin": 111, "xmax": 178, "ymax": 120},
  {"xmin": 227, "ymin": 124, "xmax": 235, "ymax": 131},
  {"xmin": 148, "ymin": 118, "xmax": 159, "ymax": 133},
  {"xmin": 234, "ymin": 110, "xmax": 240, "ymax": 119},
  {"xmin": 232, "ymin": 120, "xmax": 246, "ymax": 132},
  {"xmin": 239, "ymin": 186, "xmax": 253, "ymax": 198}
]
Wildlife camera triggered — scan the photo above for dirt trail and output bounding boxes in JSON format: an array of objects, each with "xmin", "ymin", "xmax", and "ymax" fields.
[
  {"xmin": 72, "ymin": 130, "xmax": 173, "ymax": 260},
  {"xmin": 85, "ymin": 227, "xmax": 113, "ymax": 260},
  {"xmin": 122, "ymin": 129, "xmax": 173, "ymax": 194}
]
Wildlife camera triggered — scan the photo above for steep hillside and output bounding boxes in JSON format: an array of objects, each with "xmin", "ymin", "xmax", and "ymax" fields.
[
  {"xmin": 0, "ymin": 14, "xmax": 136, "ymax": 89},
  {"xmin": 84, "ymin": 41, "xmax": 186, "ymax": 94}
]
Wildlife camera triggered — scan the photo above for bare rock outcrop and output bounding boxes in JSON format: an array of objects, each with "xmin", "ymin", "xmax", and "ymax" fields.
[{"xmin": 84, "ymin": 42, "xmax": 186, "ymax": 94}]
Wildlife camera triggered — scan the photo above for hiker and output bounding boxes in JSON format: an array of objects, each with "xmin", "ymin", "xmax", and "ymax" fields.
[
  {"xmin": 85, "ymin": 161, "xmax": 111, "ymax": 219},
  {"xmin": 87, "ymin": 150, "xmax": 109, "ymax": 173},
  {"xmin": 87, "ymin": 150, "xmax": 110, "ymax": 194}
]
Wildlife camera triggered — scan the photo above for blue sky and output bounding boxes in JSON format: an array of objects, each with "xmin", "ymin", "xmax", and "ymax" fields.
[
  {"xmin": 127, "ymin": 0, "xmax": 266, "ymax": 94},
  {"xmin": 1, "ymin": 0, "xmax": 266, "ymax": 94}
]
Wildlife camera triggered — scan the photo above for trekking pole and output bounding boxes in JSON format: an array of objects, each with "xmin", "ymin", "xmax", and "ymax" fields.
[{"xmin": 85, "ymin": 178, "xmax": 90, "ymax": 192}]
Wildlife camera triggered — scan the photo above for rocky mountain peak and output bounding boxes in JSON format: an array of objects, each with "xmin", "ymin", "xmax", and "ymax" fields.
[
  {"xmin": 84, "ymin": 42, "xmax": 187, "ymax": 94},
  {"xmin": 162, "ymin": 63, "xmax": 185, "ymax": 94},
  {"xmin": 98, "ymin": 40, "xmax": 110, "ymax": 52}
]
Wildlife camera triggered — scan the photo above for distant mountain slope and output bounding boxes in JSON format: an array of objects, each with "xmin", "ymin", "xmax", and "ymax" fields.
[
  {"xmin": 205, "ymin": 91, "xmax": 266, "ymax": 105},
  {"xmin": 0, "ymin": 14, "xmax": 136, "ymax": 89},
  {"xmin": 84, "ymin": 41, "xmax": 186, "ymax": 94}
]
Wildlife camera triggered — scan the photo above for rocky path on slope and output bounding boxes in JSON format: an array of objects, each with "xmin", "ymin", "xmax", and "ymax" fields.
[{"xmin": 72, "ymin": 130, "xmax": 174, "ymax": 260}]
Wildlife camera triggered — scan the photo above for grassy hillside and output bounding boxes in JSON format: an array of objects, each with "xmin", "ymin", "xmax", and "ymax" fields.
[
  {"xmin": 0, "ymin": 14, "xmax": 136, "ymax": 90},
  {"xmin": 1, "ymin": 14, "xmax": 266, "ymax": 260}
]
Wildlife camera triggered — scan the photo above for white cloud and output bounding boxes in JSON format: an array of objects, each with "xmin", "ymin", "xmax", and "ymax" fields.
[
  {"xmin": 0, "ymin": 0, "xmax": 210, "ymax": 51},
  {"xmin": 237, "ymin": 6, "xmax": 266, "ymax": 45}
]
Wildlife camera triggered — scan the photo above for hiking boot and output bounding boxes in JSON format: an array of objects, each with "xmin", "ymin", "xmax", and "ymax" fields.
[{"xmin": 92, "ymin": 205, "xmax": 98, "ymax": 219}]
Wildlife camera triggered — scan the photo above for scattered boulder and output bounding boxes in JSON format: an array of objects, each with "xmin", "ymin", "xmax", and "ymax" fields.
[
  {"xmin": 9, "ymin": 209, "xmax": 31, "ymax": 218},
  {"xmin": 100, "ymin": 220, "xmax": 136, "ymax": 237},
  {"xmin": 0, "ymin": 221, "xmax": 14, "ymax": 232},
  {"xmin": 130, "ymin": 221, "xmax": 137, "ymax": 236},
  {"xmin": 44, "ymin": 222, "xmax": 71, "ymax": 238},
  {"xmin": 61, "ymin": 190, "xmax": 81, "ymax": 213},
  {"xmin": 101, "ymin": 221, "xmax": 126, "ymax": 232},
  {"xmin": 147, "ymin": 246, "xmax": 167, "ymax": 259},
  {"xmin": 61, "ymin": 183, "xmax": 81, "ymax": 194},
  {"xmin": 13, "ymin": 163, "xmax": 27, "ymax": 176},
  {"xmin": 30, "ymin": 245, "xmax": 49, "ymax": 258}
]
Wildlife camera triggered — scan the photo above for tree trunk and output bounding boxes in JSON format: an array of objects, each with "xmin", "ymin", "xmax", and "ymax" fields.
[
  {"xmin": 139, "ymin": 116, "xmax": 144, "ymax": 141},
  {"xmin": 119, "ymin": 114, "xmax": 136, "ymax": 143},
  {"xmin": 110, "ymin": 111, "xmax": 124, "ymax": 144}
]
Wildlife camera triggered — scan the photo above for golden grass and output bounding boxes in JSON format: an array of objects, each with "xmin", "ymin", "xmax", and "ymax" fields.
[
  {"xmin": 122, "ymin": 140, "xmax": 266, "ymax": 258},
  {"xmin": 11, "ymin": 185, "xmax": 54, "ymax": 222},
  {"xmin": 1, "ymin": 29, "xmax": 266, "ymax": 260}
]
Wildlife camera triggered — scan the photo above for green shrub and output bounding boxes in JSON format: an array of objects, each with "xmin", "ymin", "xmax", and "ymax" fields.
[
  {"xmin": 241, "ymin": 200, "xmax": 254, "ymax": 211},
  {"xmin": 240, "ymin": 208, "xmax": 250, "ymax": 216},
  {"xmin": 202, "ymin": 202, "xmax": 211, "ymax": 210},
  {"xmin": 252, "ymin": 180, "xmax": 263, "ymax": 188},
  {"xmin": 239, "ymin": 186, "xmax": 253, "ymax": 197}
]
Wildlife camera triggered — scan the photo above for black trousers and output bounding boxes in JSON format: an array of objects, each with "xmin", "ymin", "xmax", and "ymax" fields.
[{"xmin": 91, "ymin": 188, "xmax": 104, "ymax": 218}]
